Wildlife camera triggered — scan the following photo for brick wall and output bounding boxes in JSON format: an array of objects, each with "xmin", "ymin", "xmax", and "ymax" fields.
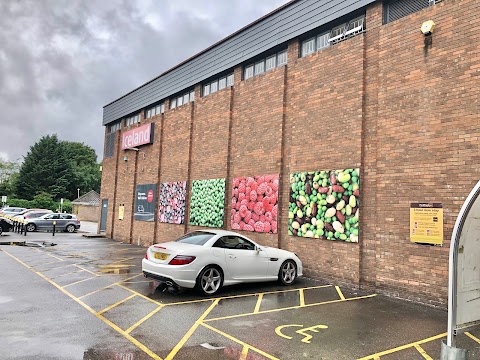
[
  {"xmin": 99, "ymin": 0, "xmax": 480, "ymax": 306},
  {"xmin": 372, "ymin": 0, "xmax": 480, "ymax": 306}
]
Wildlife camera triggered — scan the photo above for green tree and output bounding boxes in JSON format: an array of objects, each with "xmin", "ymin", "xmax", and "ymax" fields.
[
  {"xmin": 63, "ymin": 141, "xmax": 101, "ymax": 198},
  {"xmin": 0, "ymin": 159, "xmax": 20, "ymax": 197},
  {"xmin": 16, "ymin": 135, "xmax": 73, "ymax": 200}
]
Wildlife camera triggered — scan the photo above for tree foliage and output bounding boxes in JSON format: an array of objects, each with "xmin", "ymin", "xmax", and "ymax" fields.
[
  {"xmin": 15, "ymin": 135, "xmax": 101, "ymax": 201},
  {"xmin": 0, "ymin": 160, "xmax": 20, "ymax": 197}
]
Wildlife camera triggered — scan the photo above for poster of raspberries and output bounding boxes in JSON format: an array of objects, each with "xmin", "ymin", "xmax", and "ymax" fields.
[
  {"xmin": 231, "ymin": 174, "xmax": 279, "ymax": 234},
  {"xmin": 288, "ymin": 169, "xmax": 360, "ymax": 242},
  {"xmin": 158, "ymin": 181, "xmax": 187, "ymax": 224},
  {"xmin": 189, "ymin": 178, "xmax": 225, "ymax": 228}
]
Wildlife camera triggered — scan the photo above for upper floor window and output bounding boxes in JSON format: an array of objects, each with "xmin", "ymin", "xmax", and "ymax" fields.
[
  {"xmin": 108, "ymin": 122, "xmax": 121, "ymax": 133},
  {"xmin": 125, "ymin": 114, "xmax": 140, "ymax": 126},
  {"xmin": 169, "ymin": 89, "xmax": 194, "ymax": 110},
  {"xmin": 244, "ymin": 49, "xmax": 287, "ymax": 80},
  {"xmin": 202, "ymin": 73, "xmax": 234, "ymax": 97},
  {"xmin": 301, "ymin": 15, "xmax": 365, "ymax": 57},
  {"xmin": 145, "ymin": 103, "xmax": 165, "ymax": 119}
]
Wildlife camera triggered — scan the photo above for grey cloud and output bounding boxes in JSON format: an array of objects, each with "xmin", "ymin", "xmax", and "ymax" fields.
[{"xmin": 0, "ymin": 0, "xmax": 289, "ymax": 162}]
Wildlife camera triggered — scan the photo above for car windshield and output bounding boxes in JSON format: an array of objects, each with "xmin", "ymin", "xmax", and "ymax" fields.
[{"xmin": 176, "ymin": 232, "xmax": 215, "ymax": 246}]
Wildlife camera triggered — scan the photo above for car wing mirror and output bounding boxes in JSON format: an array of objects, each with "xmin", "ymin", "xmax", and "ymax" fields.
[{"xmin": 255, "ymin": 246, "xmax": 262, "ymax": 254}]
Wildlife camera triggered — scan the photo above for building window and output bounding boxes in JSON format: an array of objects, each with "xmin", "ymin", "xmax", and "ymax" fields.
[
  {"xmin": 125, "ymin": 114, "xmax": 140, "ymax": 126},
  {"xmin": 328, "ymin": 15, "xmax": 365, "ymax": 45},
  {"xmin": 108, "ymin": 122, "xmax": 121, "ymax": 133},
  {"xmin": 277, "ymin": 50, "xmax": 287, "ymax": 66},
  {"xmin": 244, "ymin": 65, "xmax": 254, "ymax": 80},
  {"xmin": 244, "ymin": 49, "xmax": 287, "ymax": 81},
  {"xmin": 169, "ymin": 89, "xmax": 194, "ymax": 108},
  {"xmin": 254, "ymin": 61, "xmax": 265, "ymax": 75},
  {"xmin": 265, "ymin": 55, "xmax": 276, "ymax": 71},
  {"xmin": 145, "ymin": 102, "xmax": 165, "ymax": 119},
  {"xmin": 218, "ymin": 77, "xmax": 226, "ymax": 90},
  {"xmin": 227, "ymin": 74, "xmax": 234, "ymax": 86},
  {"xmin": 210, "ymin": 80, "xmax": 218, "ymax": 93},
  {"xmin": 202, "ymin": 72, "xmax": 234, "ymax": 97},
  {"xmin": 302, "ymin": 38, "xmax": 316, "ymax": 56},
  {"xmin": 317, "ymin": 32, "xmax": 330, "ymax": 50},
  {"xmin": 204, "ymin": 84, "xmax": 210, "ymax": 96}
]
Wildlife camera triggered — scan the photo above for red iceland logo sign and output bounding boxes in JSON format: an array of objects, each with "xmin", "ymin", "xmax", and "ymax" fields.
[
  {"xmin": 147, "ymin": 190, "xmax": 154, "ymax": 203},
  {"xmin": 121, "ymin": 123, "xmax": 154, "ymax": 150}
]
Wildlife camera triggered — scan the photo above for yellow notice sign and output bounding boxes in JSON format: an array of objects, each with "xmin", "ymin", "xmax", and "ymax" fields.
[
  {"xmin": 410, "ymin": 203, "xmax": 443, "ymax": 245},
  {"xmin": 119, "ymin": 205, "xmax": 125, "ymax": 220}
]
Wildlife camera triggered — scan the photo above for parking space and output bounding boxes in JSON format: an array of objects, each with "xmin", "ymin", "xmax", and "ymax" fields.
[{"xmin": 1, "ymin": 231, "xmax": 480, "ymax": 359}]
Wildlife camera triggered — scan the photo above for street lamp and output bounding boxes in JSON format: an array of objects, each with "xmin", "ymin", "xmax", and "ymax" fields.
[{"xmin": 77, "ymin": 188, "xmax": 80, "ymax": 199}]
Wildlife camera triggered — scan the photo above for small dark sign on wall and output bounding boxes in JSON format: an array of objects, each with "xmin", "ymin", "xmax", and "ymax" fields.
[{"xmin": 135, "ymin": 184, "xmax": 157, "ymax": 222}]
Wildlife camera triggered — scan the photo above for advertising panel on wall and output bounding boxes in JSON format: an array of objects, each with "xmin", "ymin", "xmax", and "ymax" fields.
[
  {"xmin": 231, "ymin": 174, "xmax": 279, "ymax": 233},
  {"xmin": 289, "ymin": 169, "xmax": 360, "ymax": 242},
  {"xmin": 158, "ymin": 181, "xmax": 187, "ymax": 224},
  {"xmin": 189, "ymin": 178, "xmax": 225, "ymax": 228},
  {"xmin": 134, "ymin": 184, "xmax": 157, "ymax": 222}
]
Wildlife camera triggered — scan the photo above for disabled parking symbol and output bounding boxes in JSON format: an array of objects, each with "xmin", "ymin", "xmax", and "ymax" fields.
[{"xmin": 275, "ymin": 324, "xmax": 328, "ymax": 344}]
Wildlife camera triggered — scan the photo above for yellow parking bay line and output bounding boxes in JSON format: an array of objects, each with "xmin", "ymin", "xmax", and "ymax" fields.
[
  {"xmin": 414, "ymin": 344, "xmax": 433, "ymax": 360},
  {"xmin": 201, "ymin": 322, "xmax": 279, "ymax": 360},
  {"xmin": 97, "ymin": 294, "xmax": 136, "ymax": 315},
  {"xmin": 335, "ymin": 286, "xmax": 345, "ymax": 300},
  {"xmin": 205, "ymin": 294, "xmax": 377, "ymax": 323},
  {"xmin": 125, "ymin": 306, "xmax": 164, "ymax": 334},
  {"xmin": 75, "ymin": 265, "xmax": 100, "ymax": 277},
  {"xmin": 3, "ymin": 250, "xmax": 163, "ymax": 360},
  {"xmin": 357, "ymin": 332, "xmax": 447, "ymax": 360},
  {"xmin": 163, "ymin": 284, "xmax": 333, "ymax": 307},
  {"xmin": 116, "ymin": 283, "xmax": 164, "ymax": 307},
  {"xmin": 299, "ymin": 289, "xmax": 305, "ymax": 307},
  {"xmin": 165, "ymin": 299, "xmax": 220, "ymax": 360},
  {"xmin": 62, "ymin": 276, "xmax": 97, "ymax": 288},
  {"xmin": 46, "ymin": 253, "xmax": 65, "ymax": 261},
  {"xmin": 254, "ymin": 294, "xmax": 263, "ymax": 313},
  {"xmin": 465, "ymin": 332, "xmax": 480, "ymax": 344},
  {"xmin": 240, "ymin": 345, "xmax": 249, "ymax": 360}
]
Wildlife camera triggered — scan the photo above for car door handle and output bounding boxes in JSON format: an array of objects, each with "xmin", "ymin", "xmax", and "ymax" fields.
[{"xmin": 228, "ymin": 254, "xmax": 236, "ymax": 258}]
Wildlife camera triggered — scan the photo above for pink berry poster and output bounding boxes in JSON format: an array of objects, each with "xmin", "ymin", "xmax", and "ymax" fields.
[
  {"xmin": 158, "ymin": 181, "xmax": 187, "ymax": 224},
  {"xmin": 231, "ymin": 174, "xmax": 279, "ymax": 233}
]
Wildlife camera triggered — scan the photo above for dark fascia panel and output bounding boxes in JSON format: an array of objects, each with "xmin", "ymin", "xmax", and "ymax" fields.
[{"xmin": 103, "ymin": 0, "xmax": 376, "ymax": 125}]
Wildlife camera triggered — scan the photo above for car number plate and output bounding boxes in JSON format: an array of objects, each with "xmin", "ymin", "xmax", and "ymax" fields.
[{"xmin": 154, "ymin": 252, "xmax": 168, "ymax": 260}]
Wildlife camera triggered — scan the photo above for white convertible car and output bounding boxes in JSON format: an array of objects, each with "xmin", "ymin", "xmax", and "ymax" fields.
[{"xmin": 142, "ymin": 230, "xmax": 303, "ymax": 295}]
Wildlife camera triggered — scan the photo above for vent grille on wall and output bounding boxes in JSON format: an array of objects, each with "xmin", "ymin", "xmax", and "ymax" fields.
[
  {"xmin": 105, "ymin": 132, "xmax": 116, "ymax": 158},
  {"xmin": 385, "ymin": 0, "xmax": 429, "ymax": 23}
]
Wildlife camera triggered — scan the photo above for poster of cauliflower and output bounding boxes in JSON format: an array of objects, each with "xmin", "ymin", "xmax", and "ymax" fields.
[
  {"xmin": 158, "ymin": 181, "xmax": 187, "ymax": 224},
  {"xmin": 189, "ymin": 178, "xmax": 225, "ymax": 228},
  {"xmin": 288, "ymin": 169, "xmax": 360, "ymax": 242},
  {"xmin": 231, "ymin": 174, "xmax": 279, "ymax": 234}
]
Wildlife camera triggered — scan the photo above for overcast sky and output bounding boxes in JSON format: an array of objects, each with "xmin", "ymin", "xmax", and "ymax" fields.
[{"xmin": 0, "ymin": 0, "xmax": 289, "ymax": 163}]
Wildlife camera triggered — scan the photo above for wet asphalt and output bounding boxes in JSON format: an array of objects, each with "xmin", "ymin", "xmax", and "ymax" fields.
[{"xmin": 1, "ymin": 229, "xmax": 480, "ymax": 360}]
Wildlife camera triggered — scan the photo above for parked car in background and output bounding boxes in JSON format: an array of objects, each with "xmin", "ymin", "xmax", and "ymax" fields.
[
  {"xmin": 0, "ymin": 217, "xmax": 13, "ymax": 235},
  {"xmin": 142, "ymin": 230, "xmax": 303, "ymax": 295},
  {"xmin": 0, "ymin": 207, "xmax": 27, "ymax": 216},
  {"xmin": 25, "ymin": 213, "xmax": 80, "ymax": 233},
  {"xmin": 13, "ymin": 209, "xmax": 53, "ymax": 220}
]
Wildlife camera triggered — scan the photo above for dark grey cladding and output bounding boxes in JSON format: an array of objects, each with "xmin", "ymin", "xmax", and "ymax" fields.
[{"xmin": 103, "ymin": 0, "xmax": 376, "ymax": 126}]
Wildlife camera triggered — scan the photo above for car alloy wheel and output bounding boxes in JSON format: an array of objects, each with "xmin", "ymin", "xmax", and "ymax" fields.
[
  {"xmin": 197, "ymin": 266, "xmax": 223, "ymax": 295},
  {"xmin": 26, "ymin": 224, "xmax": 36, "ymax": 232},
  {"xmin": 279, "ymin": 260, "xmax": 297, "ymax": 285},
  {"xmin": 66, "ymin": 224, "xmax": 75, "ymax": 233}
]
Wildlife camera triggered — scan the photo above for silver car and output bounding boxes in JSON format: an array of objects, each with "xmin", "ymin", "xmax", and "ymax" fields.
[
  {"xmin": 0, "ymin": 207, "xmax": 27, "ymax": 216},
  {"xmin": 25, "ymin": 213, "xmax": 81, "ymax": 233}
]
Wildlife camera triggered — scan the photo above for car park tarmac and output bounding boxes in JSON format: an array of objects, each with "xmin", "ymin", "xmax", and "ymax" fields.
[{"xmin": 1, "ymin": 231, "xmax": 480, "ymax": 359}]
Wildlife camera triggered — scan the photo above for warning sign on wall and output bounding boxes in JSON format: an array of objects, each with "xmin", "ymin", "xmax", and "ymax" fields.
[{"xmin": 410, "ymin": 203, "xmax": 443, "ymax": 245}]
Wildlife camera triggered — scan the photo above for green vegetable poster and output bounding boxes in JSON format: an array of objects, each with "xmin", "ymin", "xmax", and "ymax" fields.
[
  {"xmin": 189, "ymin": 178, "xmax": 225, "ymax": 228},
  {"xmin": 288, "ymin": 169, "xmax": 360, "ymax": 242}
]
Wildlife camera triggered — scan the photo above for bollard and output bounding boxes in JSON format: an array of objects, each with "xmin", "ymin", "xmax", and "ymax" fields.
[
  {"xmin": 23, "ymin": 221, "xmax": 26, "ymax": 236},
  {"xmin": 20, "ymin": 221, "xmax": 23, "ymax": 235},
  {"xmin": 52, "ymin": 221, "xmax": 56, "ymax": 236}
]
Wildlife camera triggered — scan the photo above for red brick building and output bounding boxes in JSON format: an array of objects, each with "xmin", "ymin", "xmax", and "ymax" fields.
[{"xmin": 100, "ymin": 0, "xmax": 480, "ymax": 307}]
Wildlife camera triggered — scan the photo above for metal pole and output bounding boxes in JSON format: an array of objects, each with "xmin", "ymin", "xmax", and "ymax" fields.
[{"xmin": 53, "ymin": 222, "xmax": 56, "ymax": 237}]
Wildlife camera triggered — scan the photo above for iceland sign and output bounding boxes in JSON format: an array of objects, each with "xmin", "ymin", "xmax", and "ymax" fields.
[{"xmin": 122, "ymin": 123, "xmax": 154, "ymax": 150}]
